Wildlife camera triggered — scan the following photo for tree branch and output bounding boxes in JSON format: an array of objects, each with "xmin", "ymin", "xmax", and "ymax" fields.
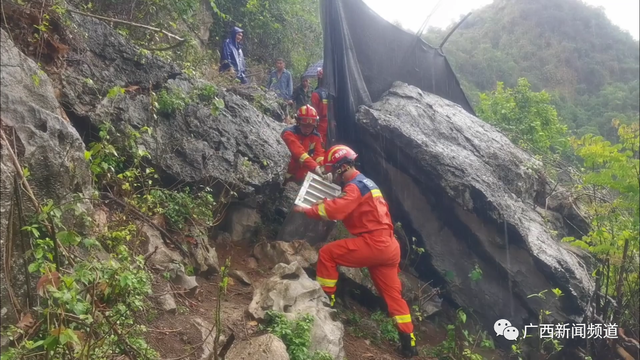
[
  {"xmin": 66, "ymin": 8, "xmax": 184, "ymax": 42},
  {"xmin": 141, "ymin": 40, "xmax": 186, "ymax": 52},
  {"xmin": 0, "ymin": 122, "xmax": 39, "ymax": 211}
]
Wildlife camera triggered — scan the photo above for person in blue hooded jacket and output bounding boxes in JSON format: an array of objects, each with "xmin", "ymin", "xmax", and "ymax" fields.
[{"xmin": 219, "ymin": 27, "xmax": 248, "ymax": 84}]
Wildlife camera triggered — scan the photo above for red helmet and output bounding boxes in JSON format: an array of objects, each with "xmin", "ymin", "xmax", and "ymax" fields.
[
  {"xmin": 324, "ymin": 145, "xmax": 358, "ymax": 173},
  {"xmin": 296, "ymin": 105, "xmax": 319, "ymax": 126}
]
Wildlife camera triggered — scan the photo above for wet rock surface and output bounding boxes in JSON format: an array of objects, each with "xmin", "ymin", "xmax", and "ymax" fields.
[
  {"xmin": 58, "ymin": 11, "xmax": 289, "ymax": 202},
  {"xmin": 355, "ymin": 82, "xmax": 594, "ymax": 340},
  {"xmin": 248, "ymin": 262, "xmax": 345, "ymax": 360},
  {"xmin": 0, "ymin": 28, "xmax": 93, "ymax": 338}
]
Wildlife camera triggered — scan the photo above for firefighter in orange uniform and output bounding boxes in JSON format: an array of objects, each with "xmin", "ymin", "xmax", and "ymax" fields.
[
  {"xmin": 311, "ymin": 68, "xmax": 329, "ymax": 146},
  {"xmin": 280, "ymin": 105, "xmax": 325, "ymax": 186},
  {"xmin": 293, "ymin": 144, "xmax": 418, "ymax": 358}
]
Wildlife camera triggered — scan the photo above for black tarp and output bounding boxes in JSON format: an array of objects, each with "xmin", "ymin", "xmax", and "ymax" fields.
[{"xmin": 320, "ymin": 0, "xmax": 475, "ymax": 149}]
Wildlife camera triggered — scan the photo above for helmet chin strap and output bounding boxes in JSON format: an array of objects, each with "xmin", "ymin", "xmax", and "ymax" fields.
[{"xmin": 334, "ymin": 163, "xmax": 353, "ymax": 185}]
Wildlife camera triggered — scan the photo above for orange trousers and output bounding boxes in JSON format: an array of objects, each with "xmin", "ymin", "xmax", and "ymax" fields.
[{"xmin": 316, "ymin": 229, "xmax": 414, "ymax": 334}]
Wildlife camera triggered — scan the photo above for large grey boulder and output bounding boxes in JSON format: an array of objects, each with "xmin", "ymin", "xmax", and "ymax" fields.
[
  {"xmin": 0, "ymin": 28, "xmax": 93, "ymax": 340},
  {"xmin": 57, "ymin": 11, "xmax": 290, "ymax": 202},
  {"xmin": 355, "ymin": 82, "xmax": 594, "ymax": 342},
  {"xmin": 248, "ymin": 262, "xmax": 345, "ymax": 360},
  {"xmin": 226, "ymin": 334, "xmax": 290, "ymax": 360}
]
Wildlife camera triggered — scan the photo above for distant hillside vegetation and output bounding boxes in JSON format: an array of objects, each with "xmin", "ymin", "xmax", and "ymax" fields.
[{"xmin": 424, "ymin": 0, "xmax": 639, "ymax": 141}]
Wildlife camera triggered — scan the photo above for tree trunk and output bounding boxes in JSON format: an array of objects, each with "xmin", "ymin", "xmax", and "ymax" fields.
[{"xmin": 613, "ymin": 235, "xmax": 630, "ymax": 325}]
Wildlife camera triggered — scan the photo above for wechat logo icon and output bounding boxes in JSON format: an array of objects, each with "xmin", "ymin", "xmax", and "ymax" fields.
[{"xmin": 494, "ymin": 319, "xmax": 520, "ymax": 341}]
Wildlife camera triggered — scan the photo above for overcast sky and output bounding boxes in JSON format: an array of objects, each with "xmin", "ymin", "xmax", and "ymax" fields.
[{"xmin": 361, "ymin": 0, "xmax": 639, "ymax": 40}]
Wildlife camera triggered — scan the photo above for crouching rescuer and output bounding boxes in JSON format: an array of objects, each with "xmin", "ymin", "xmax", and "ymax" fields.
[
  {"xmin": 280, "ymin": 105, "xmax": 326, "ymax": 186},
  {"xmin": 293, "ymin": 145, "xmax": 418, "ymax": 358}
]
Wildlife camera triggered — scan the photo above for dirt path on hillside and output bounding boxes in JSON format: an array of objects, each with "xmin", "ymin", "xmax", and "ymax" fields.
[{"xmin": 141, "ymin": 240, "xmax": 507, "ymax": 360}]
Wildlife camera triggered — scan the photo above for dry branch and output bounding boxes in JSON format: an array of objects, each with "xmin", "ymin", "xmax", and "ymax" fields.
[
  {"xmin": 66, "ymin": 8, "xmax": 184, "ymax": 42},
  {"xmin": 0, "ymin": 121, "xmax": 39, "ymax": 210},
  {"xmin": 0, "ymin": 119, "xmax": 72, "ymax": 269}
]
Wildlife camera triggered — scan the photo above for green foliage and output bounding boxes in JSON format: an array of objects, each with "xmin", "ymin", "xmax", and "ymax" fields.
[
  {"xmin": 262, "ymin": 311, "xmax": 333, "ymax": 360},
  {"xmin": 562, "ymin": 121, "xmax": 639, "ymax": 332},
  {"xmin": 153, "ymin": 83, "xmax": 225, "ymax": 117},
  {"xmin": 477, "ymin": 78, "xmax": 569, "ymax": 156},
  {"xmin": 468, "ymin": 264, "xmax": 483, "ymax": 282},
  {"xmin": 512, "ymin": 288, "xmax": 566, "ymax": 359},
  {"xmin": 4, "ymin": 197, "xmax": 157, "ymax": 359},
  {"xmin": 156, "ymin": 88, "xmax": 190, "ymax": 116},
  {"xmin": 107, "ymin": 86, "xmax": 125, "ymax": 99},
  {"xmin": 371, "ymin": 311, "xmax": 399, "ymax": 344},
  {"xmin": 68, "ymin": 0, "xmax": 322, "ymax": 81},
  {"xmin": 142, "ymin": 188, "xmax": 216, "ymax": 231},
  {"xmin": 86, "ymin": 121, "xmax": 223, "ymax": 232},
  {"xmin": 424, "ymin": 309, "xmax": 488, "ymax": 360},
  {"xmin": 211, "ymin": 0, "xmax": 323, "ymax": 79},
  {"xmin": 424, "ymin": 0, "xmax": 639, "ymax": 142}
]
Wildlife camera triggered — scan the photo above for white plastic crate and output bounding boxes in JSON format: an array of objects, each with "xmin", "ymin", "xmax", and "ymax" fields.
[{"xmin": 294, "ymin": 172, "xmax": 342, "ymax": 208}]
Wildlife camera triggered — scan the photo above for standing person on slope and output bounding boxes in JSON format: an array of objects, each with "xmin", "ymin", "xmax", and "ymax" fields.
[
  {"xmin": 293, "ymin": 144, "xmax": 418, "ymax": 358},
  {"xmin": 311, "ymin": 68, "xmax": 329, "ymax": 146},
  {"xmin": 280, "ymin": 105, "xmax": 325, "ymax": 186}
]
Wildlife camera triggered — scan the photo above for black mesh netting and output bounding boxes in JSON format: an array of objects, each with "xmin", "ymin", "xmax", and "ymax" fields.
[{"xmin": 321, "ymin": 0, "xmax": 476, "ymax": 150}]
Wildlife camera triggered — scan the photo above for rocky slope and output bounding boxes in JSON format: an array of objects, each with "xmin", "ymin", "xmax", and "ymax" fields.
[
  {"xmin": 57, "ymin": 11, "xmax": 290, "ymax": 201},
  {"xmin": 1, "ymin": 2, "xmax": 599, "ymax": 357}
]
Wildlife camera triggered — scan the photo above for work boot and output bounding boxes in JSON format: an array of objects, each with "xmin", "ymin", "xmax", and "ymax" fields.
[{"xmin": 398, "ymin": 332, "xmax": 418, "ymax": 358}]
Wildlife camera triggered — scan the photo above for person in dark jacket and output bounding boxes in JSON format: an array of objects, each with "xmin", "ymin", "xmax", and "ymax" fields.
[
  {"xmin": 292, "ymin": 76, "xmax": 312, "ymax": 110},
  {"xmin": 219, "ymin": 27, "xmax": 247, "ymax": 84}
]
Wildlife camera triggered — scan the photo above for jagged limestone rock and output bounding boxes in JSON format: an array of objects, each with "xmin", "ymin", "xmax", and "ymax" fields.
[
  {"xmin": 252, "ymin": 240, "xmax": 318, "ymax": 269},
  {"xmin": 0, "ymin": 29, "xmax": 92, "ymax": 343},
  {"xmin": 225, "ymin": 334, "xmax": 290, "ymax": 360},
  {"xmin": 248, "ymin": 262, "xmax": 345, "ymax": 360}
]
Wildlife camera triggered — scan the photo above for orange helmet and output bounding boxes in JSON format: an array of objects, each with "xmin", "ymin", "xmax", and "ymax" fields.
[
  {"xmin": 296, "ymin": 105, "xmax": 319, "ymax": 126},
  {"xmin": 324, "ymin": 145, "xmax": 358, "ymax": 174}
]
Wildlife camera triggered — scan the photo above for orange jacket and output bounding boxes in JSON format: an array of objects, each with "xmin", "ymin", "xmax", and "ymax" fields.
[
  {"xmin": 311, "ymin": 88, "xmax": 329, "ymax": 120},
  {"xmin": 311, "ymin": 88, "xmax": 329, "ymax": 143},
  {"xmin": 303, "ymin": 170, "xmax": 394, "ymax": 246},
  {"xmin": 281, "ymin": 125, "xmax": 325, "ymax": 181}
]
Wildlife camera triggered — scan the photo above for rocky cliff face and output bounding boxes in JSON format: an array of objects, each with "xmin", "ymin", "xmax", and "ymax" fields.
[
  {"xmin": 355, "ymin": 82, "xmax": 594, "ymax": 343},
  {"xmin": 0, "ymin": 28, "xmax": 93, "ymax": 341},
  {"xmin": 58, "ymin": 12, "xmax": 290, "ymax": 202}
]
